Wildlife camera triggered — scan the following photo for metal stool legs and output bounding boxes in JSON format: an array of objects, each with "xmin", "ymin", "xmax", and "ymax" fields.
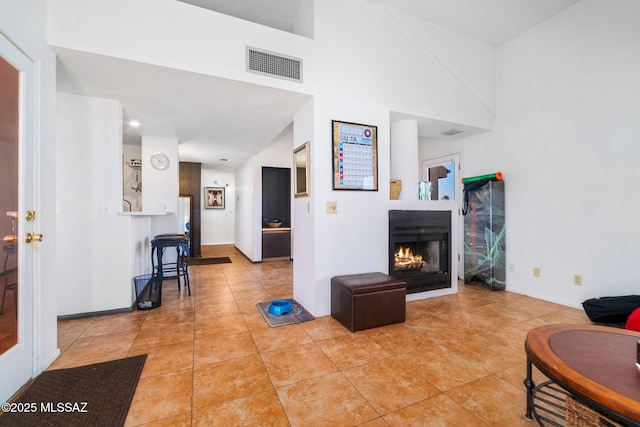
[{"xmin": 151, "ymin": 235, "xmax": 191, "ymax": 296}]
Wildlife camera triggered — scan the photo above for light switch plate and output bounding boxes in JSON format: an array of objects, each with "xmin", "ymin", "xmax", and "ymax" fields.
[{"xmin": 326, "ymin": 201, "xmax": 337, "ymax": 214}]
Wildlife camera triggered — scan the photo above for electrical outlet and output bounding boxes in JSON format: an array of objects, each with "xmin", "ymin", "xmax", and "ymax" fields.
[
  {"xmin": 533, "ymin": 267, "xmax": 541, "ymax": 278},
  {"xmin": 326, "ymin": 201, "xmax": 337, "ymax": 214},
  {"xmin": 573, "ymin": 274, "xmax": 583, "ymax": 286}
]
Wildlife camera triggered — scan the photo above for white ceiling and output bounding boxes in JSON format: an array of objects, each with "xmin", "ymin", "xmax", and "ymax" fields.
[
  {"xmin": 55, "ymin": 0, "xmax": 581, "ymax": 172},
  {"xmin": 364, "ymin": 0, "xmax": 581, "ymax": 46},
  {"xmin": 179, "ymin": 0, "xmax": 581, "ymax": 46}
]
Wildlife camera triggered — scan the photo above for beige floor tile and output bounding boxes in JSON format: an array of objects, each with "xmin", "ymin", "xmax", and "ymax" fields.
[
  {"xmin": 192, "ymin": 354, "xmax": 273, "ymax": 409},
  {"xmin": 441, "ymin": 335, "xmax": 524, "ymax": 373},
  {"xmin": 298, "ymin": 315, "xmax": 351, "ymax": 341},
  {"xmin": 129, "ymin": 341, "xmax": 194, "ymax": 378},
  {"xmin": 398, "ymin": 345, "xmax": 491, "ymax": 391},
  {"xmin": 193, "ymin": 390, "xmax": 288, "ymax": 427},
  {"xmin": 277, "ymin": 372, "xmax": 378, "ymax": 427},
  {"xmin": 383, "ymin": 393, "xmax": 487, "ymax": 426},
  {"xmin": 236, "ymin": 299, "xmax": 267, "ymax": 314},
  {"xmin": 49, "ymin": 330, "xmax": 139, "ymax": 369},
  {"xmin": 249, "ymin": 324, "xmax": 313, "ymax": 353},
  {"xmin": 125, "ymin": 370, "xmax": 193, "ymax": 426},
  {"xmin": 242, "ymin": 310, "xmax": 272, "ymax": 332},
  {"xmin": 80, "ymin": 313, "xmax": 145, "ymax": 337},
  {"xmin": 539, "ymin": 308, "xmax": 592, "ymax": 324},
  {"xmin": 130, "ymin": 323, "xmax": 194, "ymax": 353},
  {"xmin": 140, "ymin": 308, "xmax": 194, "ymax": 330},
  {"xmin": 357, "ymin": 418, "xmax": 390, "ymax": 427},
  {"xmin": 446, "ymin": 375, "xmax": 531, "ymax": 427},
  {"xmin": 344, "ymin": 357, "xmax": 441, "ymax": 415},
  {"xmin": 57, "ymin": 317, "xmax": 94, "ymax": 341},
  {"xmin": 194, "ymin": 301, "xmax": 241, "ymax": 321},
  {"xmin": 195, "ymin": 289, "xmax": 236, "ymax": 305},
  {"xmin": 194, "ymin": 313, "xmax": 248, "ymax": 339},
  {"xmin": 261, "ymin": 342, "xmax": 338, "ymax": 387},
  {"xmin": 232, "ymin": 287, "xmax": 274, "ymax": 303},
  {"xmin": 193, "ymin": 330, "xmax": 257, "ymax": 366},
  {"xmin": 131, "ymin": 412, "xmax": 191, "ymax": 427},
  {"xmin": 362, "ymin": 323, "xmax": 435, "ymax": 355},
  {"xmin": 316, "ymin": 333, "xmax": 392, "ymax": 370}
]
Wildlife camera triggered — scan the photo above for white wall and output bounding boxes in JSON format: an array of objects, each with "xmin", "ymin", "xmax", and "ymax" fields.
[
  {"xmin": 292, "ymin": 100, "xmax": 316, "ymax": 311},
  {"xmin": 421, "ymin": 0, "xmax": 640, "ymax": 309},
  {"xmin": 47, "ymin": 0, "xmax": 315, "ymax": 95},
  {"xmin": 234, "ymin": 160, "xmax": 255, "ymax": 259},
  {"xmin": 294, "ymin": 95, "xmax": 458, "ymax": 316},
  {"xmin": 56, "ymin": 93, "xmax": 140, "ymax": 315},
  {"xmin": 141, "ymin": 136, "xmax": 179, "ymax": 214},
  {"xmin": 47, "ymin": 0, "xmax": 494, "ymax": 132},
  {"xmin": 310, "ymin": 0, "xmax": 495, "ymax": 130},
  {"xmin": 0, "ymin": 0, "xmax": 59, "ymax": 376},
  {"xmin": 200, "ymin": 170, "xmax": 235, "ymax": 245}
]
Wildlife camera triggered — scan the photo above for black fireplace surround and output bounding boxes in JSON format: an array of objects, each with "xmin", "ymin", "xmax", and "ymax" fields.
[{"xmin": 388, "ymin": 210, "xmax": 451, "ymax": 294}]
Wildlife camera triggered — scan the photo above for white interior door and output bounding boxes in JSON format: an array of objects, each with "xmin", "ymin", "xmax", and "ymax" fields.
[{"xmin": 0, "ymin": 34, "xmax": 37, "ymax": 403}]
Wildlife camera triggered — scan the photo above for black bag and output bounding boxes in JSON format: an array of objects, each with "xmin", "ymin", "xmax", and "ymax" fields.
[{"xmin": 582, "ymin": 295, "xmax": 640, "ymax": 324}]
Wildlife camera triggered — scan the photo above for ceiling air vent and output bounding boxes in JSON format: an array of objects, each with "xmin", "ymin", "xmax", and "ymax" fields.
[
  {"xmin": 246, "ymin": 47, "xmax": 302, "ymax": 83},
  {"xmin": 441, "ymin": 129, "xmax": 464, "ymax": 136}
]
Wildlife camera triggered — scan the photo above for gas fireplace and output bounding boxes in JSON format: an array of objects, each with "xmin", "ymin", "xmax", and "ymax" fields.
[{"xmin": 389, "ymin": 210, "xmax": 451, "ymax": 294}]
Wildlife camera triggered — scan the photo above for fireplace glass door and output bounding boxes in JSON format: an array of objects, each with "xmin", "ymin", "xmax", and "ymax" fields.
[
  {"xmin": 393, "ymin": 234, "xmax": 446, "ymax": 276},
  {"xmin": 389, "ymin": 210, "xmax": 451, "ymax": 294}
]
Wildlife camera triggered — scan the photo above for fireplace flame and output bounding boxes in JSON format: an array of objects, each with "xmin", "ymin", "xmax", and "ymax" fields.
[{"xmin": 394, "ymin": 246, "xmax": 424, "ymax": 270}]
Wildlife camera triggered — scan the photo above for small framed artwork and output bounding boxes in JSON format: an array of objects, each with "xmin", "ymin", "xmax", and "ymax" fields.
[
  {"xmin": 204, "ymin": 187, "xmax": 225, "ymax": 209},
  {"xmin": 332, "ymin": 120, "xmax": 378, "ymax": 191}
]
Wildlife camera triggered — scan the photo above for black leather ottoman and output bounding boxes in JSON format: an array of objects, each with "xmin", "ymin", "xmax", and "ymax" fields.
[{"xmin": 331, "ymin": 272, "xmax": 406, "ymax": 332}]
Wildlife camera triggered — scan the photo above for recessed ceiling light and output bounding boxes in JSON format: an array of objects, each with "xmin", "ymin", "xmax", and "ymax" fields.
[
  {"xmin": 220, "ymin": 158, "xmax": 229, "ymax": 162},
  {"xmin": 129, "ymin": 120, "xmax": 140, "ymax": 128}
]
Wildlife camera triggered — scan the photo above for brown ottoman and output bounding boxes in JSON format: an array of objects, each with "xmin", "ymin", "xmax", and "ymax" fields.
[{"xmin": 331, "ymin": 272, "xmax": 406, "ymax": 332}]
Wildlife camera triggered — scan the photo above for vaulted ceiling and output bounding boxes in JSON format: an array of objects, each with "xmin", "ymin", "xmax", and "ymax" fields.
[{"xmin": 56, "ymin": 0, "xmax": 581, "ymax": 171}]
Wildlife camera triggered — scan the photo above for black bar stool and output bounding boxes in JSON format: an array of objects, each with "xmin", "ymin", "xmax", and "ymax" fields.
[
  {"xmin": 151, "ymin": 234, "xmax": 190, "ymax": 296},
  {"xmin": 1, "ymin": 242, "xmax": 18, "ymax": 319}
]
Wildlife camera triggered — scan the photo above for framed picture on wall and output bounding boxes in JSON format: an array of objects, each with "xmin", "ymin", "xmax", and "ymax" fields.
[
  {"xmin": 204, "ymin": 187, "xmax": 225, "ymax": 209},
  {"xmin": 332, "ymin": 120, "xmax": 378, "ymax": 191}
]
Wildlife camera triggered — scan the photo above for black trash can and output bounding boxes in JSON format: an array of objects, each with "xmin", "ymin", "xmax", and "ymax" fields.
[{"xmin": 133, "ymin": 274, "xmax": 162, "ymax": 310}]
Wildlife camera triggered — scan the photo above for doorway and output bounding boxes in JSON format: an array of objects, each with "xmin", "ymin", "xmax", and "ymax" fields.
[
  {"xmin": 0, "ymin": 34, "xmax": 38, "ymax": 402},
  {"xmin": 422, "ymin": 154, "xmax": 462, "ymax": 279},
  {"xmin": 179, "ymin": 195, "xmax": 193, "ymax": 252}
]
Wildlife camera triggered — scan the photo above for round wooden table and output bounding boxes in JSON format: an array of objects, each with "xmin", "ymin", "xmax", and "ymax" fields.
[{"xmin": 525, "ymin": 324, "xmax": 640, "ymax": 425}]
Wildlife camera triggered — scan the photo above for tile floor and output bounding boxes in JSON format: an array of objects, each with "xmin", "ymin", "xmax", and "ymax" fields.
[{"xmin": 53, "ymin": 245, "xmax": 592, "ymax": 426}]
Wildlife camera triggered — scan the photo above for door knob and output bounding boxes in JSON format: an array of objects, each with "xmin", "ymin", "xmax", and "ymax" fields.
[
  {"xmin": 3, "ymin": 234, "xmax": 18, "ymax": 243},
  {"xmin": 25, "ymin": 210, "xmax": 36, "ymax": 221},
  {"xmin": 25, "ymin": 233, "xmax": 43, "ymax": 243}
]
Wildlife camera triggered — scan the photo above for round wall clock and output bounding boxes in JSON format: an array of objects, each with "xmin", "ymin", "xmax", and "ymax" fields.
[{"xmin": 150, "ymin": 153, "xmax": 170, "ymax": 170}]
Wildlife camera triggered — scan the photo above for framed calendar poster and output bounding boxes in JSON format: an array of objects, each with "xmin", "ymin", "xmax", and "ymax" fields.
[{"xmin": 332, "ymin": 120, "xmax": 378, "ymax": 191}]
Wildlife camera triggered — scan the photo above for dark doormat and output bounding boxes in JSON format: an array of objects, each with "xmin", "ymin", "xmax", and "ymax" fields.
[
  {"xmin": 0, "ymin": 354, "xmax": 147, "ymax": 427},
  {"xmin": 188, "ymin": 257, "xmax": 232, "ymax": 266},
  {"xmin": 256, "ymin": 299, "xmax": 315, "ymax": 327}
]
